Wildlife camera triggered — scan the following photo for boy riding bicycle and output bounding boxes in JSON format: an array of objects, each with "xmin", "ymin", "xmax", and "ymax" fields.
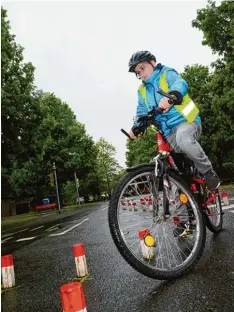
[{"xmin": 128, "ymin": 50, "xmax": 220, "ymax": 191}]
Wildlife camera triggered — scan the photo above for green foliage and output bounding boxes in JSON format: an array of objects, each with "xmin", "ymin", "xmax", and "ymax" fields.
[
  {"xmin": 1, "ymin": 7, "xmax": 121, "ymax": 200},
  {"xmin": 61, "ymin": 180, "xmax": 77, "ymax": 205},
  {"xmin": 96, "ymin": 138, "xmax": 122, "ymax": 195},
  {"xmin": 1, "ymin": 7, "xmax": 38, "ymax": 196},
  {"xmin": 79, "ymin": 170, "xmax": 103, "ymax": 200},
  {"xmin": 111, "ymin": 169, "xmax": 127, "ymax": 190},
  {"xmin": 126, "ymin": 127, "xmax": 158, "ymax": 167},
  {"xmin": 191, "ymin": 0, "xmax": 234, "ymax": 179},
  {"xmin": 192, "ymin": 0, "xmax": 234, "ymax": 61}
]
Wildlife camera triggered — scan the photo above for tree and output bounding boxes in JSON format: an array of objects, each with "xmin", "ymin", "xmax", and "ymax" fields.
[
  {"xmin": 1, "ymin": 7, "xmax": 123, "ymax": 208},
  {"xmin": 191, "ymin": 0, "xmax": 234, "ymax": 178},
  {"xmin": 61, "ymin": 181, "xmax": 77, "ymax": 206},
  {"xmin": 78, "ymin": 170, "xmax": 104, "ymax": 201},
  {"xmin": 125, "ymin": 127, "xmax": 158, "ymax": 167},
  {"xmin": 1, "ymin": 8, "xmax": 98, "ymax": 197},
  {"xmin": 1, "ymin": 7, "xmax": 37, "ymax": 196},
  {"xmin": 36, "ymin": 93, "xmax": 97, "ymax": 183},
  {"xmin": 181, "ymin": 65, "xmax": 216, "ymax": 162},
  {"xmin": 192, "ymin": 1, "xmax": 234, "ymax": 62},
  {"xmin": 96, "ymin": 138, "xmax": 122, "ymax": 196}
]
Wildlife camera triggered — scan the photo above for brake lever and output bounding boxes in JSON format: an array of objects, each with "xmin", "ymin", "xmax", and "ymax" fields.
[{"xmin": 157, "ymin": 90, "xmax": 177, "ymax": 105}]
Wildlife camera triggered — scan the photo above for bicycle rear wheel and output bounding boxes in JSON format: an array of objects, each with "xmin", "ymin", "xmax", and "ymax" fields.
[
  {"xmin": 203, "ymin": 190, "xmax": 223, "ymax": 233},
  {"xmin": 108, "ymin": 165, "xmax": 206, "ymax": 280}
]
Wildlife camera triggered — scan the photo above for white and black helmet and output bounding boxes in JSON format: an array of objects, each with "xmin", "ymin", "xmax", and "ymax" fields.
[{"xmin": 128, "ymin": 51, "xmax": 156, "ymax": 72}]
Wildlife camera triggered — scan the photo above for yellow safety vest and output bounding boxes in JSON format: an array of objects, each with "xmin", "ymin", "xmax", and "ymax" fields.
[{"xmin": 139, "ymin": 70, "xmax": 199, "ymax": 123}]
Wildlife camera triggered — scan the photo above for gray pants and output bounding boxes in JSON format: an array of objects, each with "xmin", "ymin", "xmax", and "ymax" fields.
[{"xmin": 166, "ymin": 122, "xmax": 212, "ymax": 174}]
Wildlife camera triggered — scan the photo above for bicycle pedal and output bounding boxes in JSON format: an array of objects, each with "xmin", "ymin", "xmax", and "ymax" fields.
[{"xmin": 179, "ymin": 229, "xmax": 193, "ymax": 238}]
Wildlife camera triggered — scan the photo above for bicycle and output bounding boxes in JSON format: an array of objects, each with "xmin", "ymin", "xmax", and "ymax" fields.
[{"xmin": 108, "ymin": 90, "xmax": 223, "ymax": 280}]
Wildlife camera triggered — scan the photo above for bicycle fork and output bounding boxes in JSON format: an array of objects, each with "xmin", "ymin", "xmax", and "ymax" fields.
[{"xmin": 153, "ymin": 154, "xmax": 171, "ymax": 218}]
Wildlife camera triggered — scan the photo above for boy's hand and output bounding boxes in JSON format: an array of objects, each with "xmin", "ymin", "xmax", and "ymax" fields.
[
  {"xmin": 129, "ymin": 129, "xmax": 144, "ymax": 140},
  {"xmin": 129, "ymin": 129, "xmax": 137, "ymax": 140},
  {"xmin": 159, "ymin": 97, "xmax": 173, "ymax": 112}
]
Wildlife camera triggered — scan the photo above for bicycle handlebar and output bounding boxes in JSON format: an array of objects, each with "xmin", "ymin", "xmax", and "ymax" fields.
[
  {"xmin": 121, "ymin": 128, "xmax": 133, "ymax": 140},
  {"xmin": 121, "ymin": 90, "xmax": 177, "ymax": 139}
]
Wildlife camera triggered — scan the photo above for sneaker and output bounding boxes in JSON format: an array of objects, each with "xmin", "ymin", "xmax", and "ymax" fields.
[{"xmin": 204, "ymin": 169, "xmax": 220, "ymax": 190}]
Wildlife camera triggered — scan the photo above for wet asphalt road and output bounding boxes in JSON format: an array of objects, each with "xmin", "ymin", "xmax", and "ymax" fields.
[{"xmin": 1, "ymin": 197, "xmax": 234, "ymax": 312}]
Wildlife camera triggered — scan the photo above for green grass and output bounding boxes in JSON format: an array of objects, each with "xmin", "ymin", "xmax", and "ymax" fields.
[
  {"xmin": 1, "ymin": 215, "xmax": 40, "ymax": 231},
  {"xmin": 62, "ymin": 201, "xmax": 101, "ymax": 212},
  {"xmin": 219, "ymin": 184, "xmax": 234, "ymax": 190},
  {"xmin": 1, "ymin": 201, "xmax": 101, "ymax": 232}
]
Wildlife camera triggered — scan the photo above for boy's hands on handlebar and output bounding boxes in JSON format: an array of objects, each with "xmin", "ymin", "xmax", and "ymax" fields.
[
  {"xmin": 159, "ymin": 98, "xmax": 173, "ymax": 112},
  {"xmin": 158, "ymin": 90, "xmax": 183, "ymax": 112},
  {"xmin": 129, "ymin": 129, "xmax": 137, "ymax": 140},
  {"xmin": 124, "ymin": 91, "xmax": 182, "ymax": 140},
  {"xmin": 129, "ymin": 124, "xmax": 146, "ymax": 140}
]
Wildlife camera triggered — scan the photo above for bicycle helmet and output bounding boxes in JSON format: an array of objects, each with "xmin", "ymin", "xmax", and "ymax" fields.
[{"xmin": 128, "ymin": 51, "xmax": 156, "ymax": 72}]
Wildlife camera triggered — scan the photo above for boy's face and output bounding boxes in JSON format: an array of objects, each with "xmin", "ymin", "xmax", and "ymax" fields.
[{"xmin": 135, "ymin": 61, "xmax": 154, "ymax": 80}]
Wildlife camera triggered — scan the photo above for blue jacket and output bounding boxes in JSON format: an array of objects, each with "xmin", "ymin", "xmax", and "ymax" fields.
[{"xmin": 134, "ymin": 64, "xmax": 201, "ymax": 137}]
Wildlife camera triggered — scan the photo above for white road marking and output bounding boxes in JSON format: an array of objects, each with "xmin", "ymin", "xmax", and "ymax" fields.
[
  {"xmin": 102, "ymin": 206, "xmax": 108, "ymax": 211},
  {"xmin": 16, "ymin": 237, "xmax": 35, "ymax": 242},
  {"xmin": 7, "ymin": 228, "xmax": 29, "ymax": 236},
  {"xmin": 1, "ymin": 233, "xmax": 14, "ymax": 239},
  {"xmin": 45, "ymin": 224, "xmax": 60, "ymax": 232},
  {"xmin": 30, "ymin": 226, "xmax": 44, "ymax": 232},
  {"xmin": 229, "ymin": 210, "xmax": 234, "ymax": 214},
  {"xmin": 2, "ymin": 223, "xmax": 31, "ymax": 233},
  {"xmin": 49, "ymin": 219, "xmax": 89, "ymax": 236},
  {"xmin": 222, "ymin": 204, "xmax": 234, "ymax": 210},
  {"xmin": 1, "ymin": 237, "xmax": 14, "ymax": 244}
]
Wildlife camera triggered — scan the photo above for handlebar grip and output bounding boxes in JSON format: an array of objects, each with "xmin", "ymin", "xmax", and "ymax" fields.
[
  {"xmin": 168, "ymin": 98, "xmax": 176, "ymax": 105},
  {"xmin": 157, "ymin": 107, "xmax": 164, "ymax": 113},
  {"xmin": 157, "ymin": 90, "xmax": 176, "ymax": 105},
  {"xmin": 121, "ymin": 129, "xmax": 134, "ymax": 140}
]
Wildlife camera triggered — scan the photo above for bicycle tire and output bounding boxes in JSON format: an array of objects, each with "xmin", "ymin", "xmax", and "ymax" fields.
[
  {"xmin": 108, "ymin": 165, "xmax": 206, "ymax": 280},
  {"xmin": 204, "ymin": 192, "xmax": 223, "ymax": 233}
]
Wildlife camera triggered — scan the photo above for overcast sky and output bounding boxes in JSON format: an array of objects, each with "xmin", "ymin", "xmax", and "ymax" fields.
[{"xmin": 3, "ymin": 0, "xmax": 219, "ymax": 168}]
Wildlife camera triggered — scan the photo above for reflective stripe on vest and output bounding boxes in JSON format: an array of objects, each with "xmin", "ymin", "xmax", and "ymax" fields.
[
  {"xmin": 139, "ymin": 84, "xmax": 149, "ymax": 111},
  {"xmin": 139, "ymin": 70, "xmax": 199, "ymax": 123}
]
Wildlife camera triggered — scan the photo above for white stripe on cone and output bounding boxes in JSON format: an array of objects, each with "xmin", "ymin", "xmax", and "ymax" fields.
[
  {"xmin": 75, "ymin": 255, "xmax": 88, "ymax": 278},
  {"xmin": 63, "ymin": 306, "xmax": 87, "ymax": 312},
  {"xmin": 128, "ymin": 200, "xmax": 132, "ymax": 211},
  {"xmin": 222, "ymin": 192, "xmax": 229, "ymax": 206},
  {"xmin": 73, "ymin": 244, "xmax": 88, "ymax": 278}
]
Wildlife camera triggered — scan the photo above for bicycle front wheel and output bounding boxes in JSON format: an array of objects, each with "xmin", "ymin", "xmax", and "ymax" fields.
[{"xmin": 108, "ymin": 165, "xmax": 206, "ymax": 280}]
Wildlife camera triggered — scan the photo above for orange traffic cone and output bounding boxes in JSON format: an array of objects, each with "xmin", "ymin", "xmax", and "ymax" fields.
[
  {"xmin": 222, "ymin": 192, "xmax": 229, "ymax": 206},
  {"xmin": 73, "ymin": 244, "xmax": 88, "ymax": 278},
  {"xmin": 1, "ymin": 254, "xmax": 15, "ymax": 288},
  {"xmin": 60, "ymin": 282, "xmax": 87, "ymax": 312}
]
